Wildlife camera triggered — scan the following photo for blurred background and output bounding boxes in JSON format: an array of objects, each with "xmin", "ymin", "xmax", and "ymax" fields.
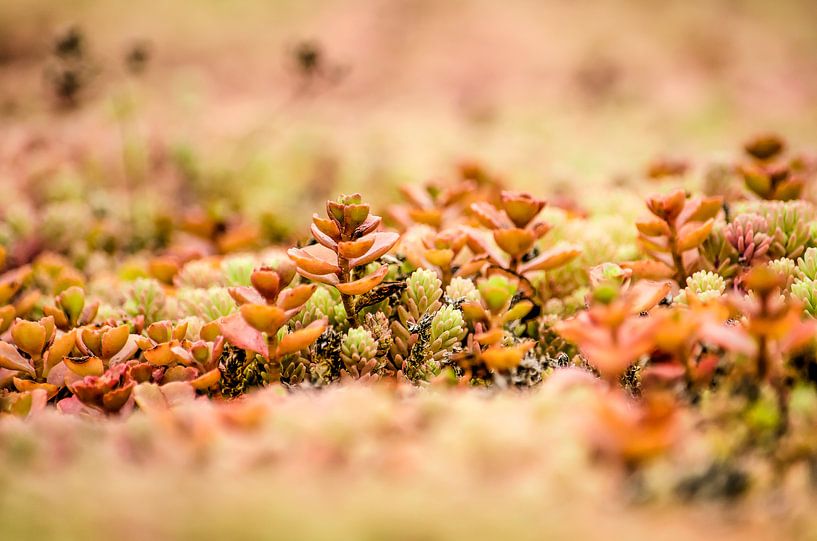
[{"xmin": 1, "ymin": 0, "xmax": 816, "ymax": 236}]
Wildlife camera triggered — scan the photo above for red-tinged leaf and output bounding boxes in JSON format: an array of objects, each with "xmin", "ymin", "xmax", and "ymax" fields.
[
  {"xmin": 349, "ymin": 231, "xmax": 400, "ymax": 267},
  {"xmin": 354, "ymin": 214, "xmax": 383, "ymax": 237},
  {"xmin": 698, "ymin": 322, "xmax": 757, "ymax": 356},
  {"xmin": 460, "ymin": 301, "xmax": 488, "ymax": 322},
  {"xmin": 518, "ymin": 244, "xmax": 581, "ymax": 274},
  {"xmin": 501, "ymin": 191, "xmax": 545, "ymax": 228},
  {"xmin": 464, "ymin": 228, "xmax": 507, "ymax": 266},
  {"xmin": 407, "ymin": 208, "xmax": 443, "ymax": 228},
  {"xmin": 638, "ymin": 235, "xmax": 671, "ymax": 253},
  {"xmin": 475, "ymin": 328, "xmax": 505, "ymax": 345},
  {"xmin": 109, "ymin": 335, "xmax": 140, "ymax": 366},
  {"xmin": 424, "ymin": 248, "xmax": 455, "ymax": 268},
  {"xmin": 683, "ymin": 196, "xmax": 723, "ymax": 223},
  {"xmin": 13, "ymin": 377, "xmax": 59, "ymax": 399},
  {"xmin": 627, "ymin": 281, "xmax": 672, "ymax": 314},
  {"xmin": 277, "ymin": 284, "xmax": 317, "ymax": 310},
  {"xmin": 57, "ymin": 395, "xmax": 102, "ymax": 417},
  {"xmin": 636, "ymin": 219, "xmax": 671, "ymax": 237},
  {"xmin": 470, "ymin": 201, "xmax": 512, "ymax": 229},
  {"xmin": 64, "ymin": 355, "xmax": 105, "ymax": 377},
  {"xmin": 228, "ymin": 286, "xmax": 267, "ymax": 306},
  {"xmin": 143, "ymin": 343, "xmax": 176, "ymax": 366},
  {"xmin": 240, "ymin": 304, "xmax": 288, "ymax": 334},
  {"xmin": 170, "ymin": 345, "xmax": 195, "ymax": 365},
  {"xmin": 676, "ymin": 218, "xmax": 714, "ymax": 252},
  {"xmin": 296, "ymin": 268, "xmax": 340, "ymax": 286},
  {"xmin": 399, "ymin": 184, "xmax": 433, "ymax": 208},
  {"xmin": 0, "ymin": 341, "xmax": 34, "ymax": 376},
  {"xmin": 493, "ymin": 228, "xmax": 536, "ymax": 257},
  {"xmin": 482, "ymin": 342, "xmax": 534, "ymax": 371},
  {"xmin": 310, "ymin": 222, "xmax": 339, "ymax": 250},
  {"xmin": 620, "ymin": 260, "xmax": 676, "ymax": 280},
  {"xmin": 335, "ymin": 265, "xmax": 389, "ymax": 295},
  {"xmin": 101, "ymin": 325, "xmax": 130, "ymax": 359},
  {"xmin": 250, "ymin": 269, "xmax": 281, "ymax": 302},
  {"xmin": 276, "ymin": 319, "xmax": 328, "ymax": 357},
  {"xmin": 191, "ymin": 368, "xmax": 221, "ymax": 391},
  {"xmin": 219, "ymin": 312, "xmax": 269, "ymax": 359},
  {"xmin": 337, "ymin": 236, "xmax": 375, "ymax": 259},
  {"xmin": 312, "ymin": 214, "xmax": 341, "ymax": 239},
  {"xmin": 287, "ymin": 246, "xmax": 341, "ymax": 275}
]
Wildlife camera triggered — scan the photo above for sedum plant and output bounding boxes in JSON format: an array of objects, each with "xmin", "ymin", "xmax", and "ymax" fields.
[
  {"xmin": 288, "ymin": 193, "xmax": 400, "ymax": 324},
  {"xmin": 219, "ymin": 264, "xmax": 327, "ymax": 385},
  {"xmin": 466, "ymin": 191, "xmax": 581, "ymax": 283},
  {"xmin": 629, "ymin": 188, "xmax": 722, "ymax": 284}
]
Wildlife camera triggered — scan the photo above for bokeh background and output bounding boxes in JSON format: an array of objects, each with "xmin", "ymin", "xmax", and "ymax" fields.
[
  {"xmin": 0, "ymin": 0, "xmax": 817, "ymax": 186},
  {"xmin": 1, "ymin": 0, "xmax": 817, "ymax": 230}
]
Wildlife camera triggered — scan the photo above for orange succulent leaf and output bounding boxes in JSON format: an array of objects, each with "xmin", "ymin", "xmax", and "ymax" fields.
[
  {"xmin": 295, "ymin": 268, "xmax": 340, "ymax": 286},
  {"xmin": 143, "ymin": 343, "xmax": 177, "ymax": 366},
  {"xmin": 779, "ymin": 318, "xmax": 817, "ymax": 354},
  {"xmin": 335, "ymin": 265, "xmax": 389, "ymax": 295},
  {"xmin": 250, "ymin": 269, "xmax": 282, "ymax": 302},
  {"xmin": 229, "ymin": 286, "xmax": 268, "ymax": 306},
  {"xmin": 646, "ymin": 189, "xmax": 686, "ymax": 222},
  {"xmin": 500, "ymin": 191, "xmax": 546, "ymax": 228},
  {"xmin": 312, "ymin": 214, "xmax": 341, "ymax": 239},
  {"xmin": 338, "ymin": 236, "xmax": 376, "ymax": 259},
  {"xmin": 620, "ymin": 260, "xmax": 675, "ymax": 280},
  {"xmin": 276, "ymin": 319, "xmax": 328, "ymax": 357},
  {"xmin": 772, "ymin": 178, "xmax": 804, "ymax": 200},
  {"xmin": 676, "ymin": 218, "xmax": 714, "ymax": 252},
  {"xmin": 101, "ymin": 325, "xmax": 131, "ymax": 359},
  {"xmin": 13, "ymin": 378, "xmax": 60, "ymax": 399},
  {"xmin": 349, "ymin": 231, "xmax": 400, "ymax": 268},
  {"xmin": 240, "ymin": 304, "xmax": 288, "ymax": 335},
  {"xmin": 354, "ymin": 214, "xmax": 383, "ymax": 237},
  {"xmin": 481, "ymin": 342, "xmax": 533, "ymax": 371},
  {"xmin": 493, "ymin": 228, "xmax": 536, "ymax": 257},
  {"xmin": 683, "ymin": 196, "xmax": 723, "ymax": 223},
  {"xmin": 190, "ymin": 368, "xmax": 221, "ymax": 391},
  {"xmin": 408, "ymin": 208, "xmax": 443, "ymax": 228},
  {"xmin": 637, "ymin": 235, "xmax": 671, "ymax": 254},
  {"xmin": 470, "ymin": 201, "xmax": 512, "ymax": 230},
  {"xmin": 311, "ymin": 222, "xmax": 340, "ymax": 250},
  {"xmin": 464, "ymin": 228, "xmax": 507, "ymax": 267},
  {"xmin": 626, "ymin": 281, "xmax": 672, "ymax": 314},
  {"xmin": 590, "ymin": 389, "xmax": 678, "ymax": 463},
  {"xmin": 12, "ymin": 319, "xmax": 47, "ymax": 359},
  {"xmin": 635, "ymin": 219, "xmax": 671, "ymax": 237},
  {"xmin": 424, "ymin": 248, "xmax": 455, "ymax": 268},
  {"xmin": 0, "ymin": 341, "xmax": 35, "ymax": 376},
  {"xmin": 277, "ymin": 284, "xmax": 317, "ymax": 311},
  {"xmin": 474, "ymin": 328, "xmax": 505, "ymax": 346},
  {"xmin": 219, "ymin": 312, "xmax": 269, "ymax": 359},
  {"xmin": 64, "ymin": 355, "xmax": 105, "ymax": 377},
  {"xmin": 287, "ymin": 246, "xmax": 341, "ymax": 275},
  {"xmin": 43, "ymin": 330, "xmax": 76, "ymax": 376},
  {"xmin": 518, "ymin": 244, "xmax": 581, "ymax": 274}
]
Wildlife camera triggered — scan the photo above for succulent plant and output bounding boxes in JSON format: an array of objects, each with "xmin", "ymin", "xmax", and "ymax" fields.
[
  {"xmin": 288, "ymin": 193, "xmax": 400, "ymax": 324},
  {"xmin": 675, "ymin": 271, "xmax": 726, "ymax": 305},
  {"xmin": 123, "ymin": 278, "xmax": 167, "ymax": 325},
  {"xmin": 465, "ymin": 191, "xmax": 581, "ymax": 281},
  {"xmin": 177, "ymin": 287, "xmax": 237, "ymax": 322},
  {"xmin": 219, "ymin": 265, "xmax": 326, "ymax": 383},
  {"xmin": 340, "ymin": 327, "xmax": 379, "ymax": 378},
  {"xmin": 629, "ymin": 189, "xmax": 722, "ymax": 283}
]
